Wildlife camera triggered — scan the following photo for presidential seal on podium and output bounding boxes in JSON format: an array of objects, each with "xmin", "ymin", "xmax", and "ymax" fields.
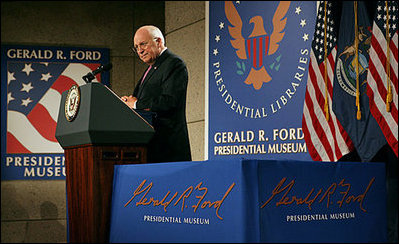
[{"xmin": 65, "ymin": 85, "xmax": 81, "ymax": 122}]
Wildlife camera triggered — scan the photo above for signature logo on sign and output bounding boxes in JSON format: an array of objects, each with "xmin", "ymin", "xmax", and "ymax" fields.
[
  {"xmin": 124, "ymin": 180, "xmax": 236, "ymax": 220},
  {"xmin": 260, "ymin": 177, "xmax": 375, "ymax": 212}
]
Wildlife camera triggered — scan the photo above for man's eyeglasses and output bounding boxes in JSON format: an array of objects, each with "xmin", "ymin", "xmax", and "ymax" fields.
[{"xmin": 130, "ymin": 38, "xmax": 158, "ymax": 54}]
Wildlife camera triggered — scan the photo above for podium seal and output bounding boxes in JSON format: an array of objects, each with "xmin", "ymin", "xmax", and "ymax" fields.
[{"xmin": 65, "ymin": 85, "xmax": 81, "ymax": 122}]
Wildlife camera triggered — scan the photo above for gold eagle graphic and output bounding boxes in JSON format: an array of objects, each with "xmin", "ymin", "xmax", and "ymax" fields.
[{"xmin": 225, "ymin": 1, "xmax": 290, "ymax": 90}]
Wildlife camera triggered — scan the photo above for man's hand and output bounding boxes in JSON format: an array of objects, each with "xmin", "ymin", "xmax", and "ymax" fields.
[{"xmin": 121, "ymin": 95, "xmax": 137, "ymax": 109}]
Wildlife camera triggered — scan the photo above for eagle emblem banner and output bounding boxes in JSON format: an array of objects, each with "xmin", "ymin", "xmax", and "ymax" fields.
[{"xmin": 207, "ymin": 1, "xmax": 317, "ymax": 161}]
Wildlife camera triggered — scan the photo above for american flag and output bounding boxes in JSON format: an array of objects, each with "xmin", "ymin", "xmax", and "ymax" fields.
[
  {"xmin": 302, "ymin": 1, "xmax": 354, "ymax": 161},
  {"xmin": 366, "ymin": 0, "xmax": 398, "ymax": 157},
  {"xmin": 6, "ymin": 62, "xmax": 100, "ymax": 153}
]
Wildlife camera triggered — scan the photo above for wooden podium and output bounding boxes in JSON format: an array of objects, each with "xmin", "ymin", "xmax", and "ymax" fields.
[{"xmin": 55, "ymin": 82, "xmax": 154, "ymax": 243}]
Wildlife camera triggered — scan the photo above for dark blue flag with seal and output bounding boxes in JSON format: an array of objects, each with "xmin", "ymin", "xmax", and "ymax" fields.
[{"xmin": 332, "ymin": 1, "xmax": 387, "ymax": 162}]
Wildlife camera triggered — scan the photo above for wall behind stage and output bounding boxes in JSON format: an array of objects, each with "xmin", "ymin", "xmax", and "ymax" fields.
[
  {"xmin": 0, "ymin": 1, "xmax": 177, "ymax": 242},
  {"xmin": 165, "ymin": 1, "xmax": 206, "ymax": 163}
]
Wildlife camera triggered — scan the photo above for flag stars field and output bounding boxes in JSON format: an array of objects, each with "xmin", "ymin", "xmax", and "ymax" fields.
[
  {"xmin": 7, "ymin": 93, "xmax": 15, "ymax": 104},
  {"xmin": 21, "ymin": 82, "xmax": 34, "ymax": 93},
  {"xmin": 21, "ymin": 97, "xmax": 33, "ymax": 107},
  {"xmin": 22, "ymin": 63, "xmax": 34, "ymax": 76},
  {"xmin": 8, "ymin": 71, "xmax": 16, "ymax": 84},
  {"xmin": 41, "ymin": 72, "xmax": 52, "ymax": 82}
]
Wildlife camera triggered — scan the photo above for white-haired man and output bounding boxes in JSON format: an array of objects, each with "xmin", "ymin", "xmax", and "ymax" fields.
[{"xmin": 122, "ymin": 25, "xmax": 191, "ymax": 163}]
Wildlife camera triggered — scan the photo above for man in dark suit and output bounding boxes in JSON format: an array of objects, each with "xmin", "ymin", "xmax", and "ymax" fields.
[{"xmin": 122, "ymin": 25, "xmax": 191, "ymax": 163}]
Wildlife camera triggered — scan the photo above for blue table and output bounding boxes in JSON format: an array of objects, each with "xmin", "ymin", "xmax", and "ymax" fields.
[{"xmin": 109, "ymin": 159, "xmax": 386, "ymax": 243}]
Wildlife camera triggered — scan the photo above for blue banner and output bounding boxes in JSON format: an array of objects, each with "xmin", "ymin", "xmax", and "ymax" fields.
[
  {"xmin": 258, "ymin": 160, "xmax": 387, "ymax": 242},
  {"xmin": 109, "ymin": 159, "xmax": 386, "ymax": 242},
  {"xmin": 109, "ymin": 160, "xmax": 259, "ymax": 243},
  {"xmin": 207, "ymin": 1, "xmax": 317, "ymax": 161},
  {"xmin": 1, "ymin": 45, "xmax": 110, "ymax": 180}
]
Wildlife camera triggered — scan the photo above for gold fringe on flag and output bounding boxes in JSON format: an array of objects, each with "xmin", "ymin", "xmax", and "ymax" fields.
[
  {"xmin": 324, "ymin": 1, "xmax": 330, "ymax": 121},
  {"xmin": 354, "ymin": 1, "xmax": 361, "ymax": 120},
  {"xmin": 385, "ymin": 1, "xmax": 393, "ymax": 112}
]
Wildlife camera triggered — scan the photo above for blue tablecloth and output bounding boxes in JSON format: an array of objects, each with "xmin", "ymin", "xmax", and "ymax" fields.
[{"xmin": 109, "ymin": 159, "xmax": 386, "ymax": 243}]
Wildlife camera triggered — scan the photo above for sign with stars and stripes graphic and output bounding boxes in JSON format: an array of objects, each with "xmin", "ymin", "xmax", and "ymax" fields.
[
  {"xmin": 206, "ymin": 1, "xmax": 317, "ymax": 161},
  {"xmin": 1, "ymin": 45, "xmax": 110, "ymax": 180}
]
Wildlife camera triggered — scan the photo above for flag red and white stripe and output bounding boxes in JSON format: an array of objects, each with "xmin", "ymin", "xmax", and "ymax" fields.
[
  {"xmin": 366, "ymin": 1, "xmax": 398, "ymax": 157},
  {"xmin": 303, "ymin": 47, "xmax": 354, "ymax": 161},
  {"xmin": 246, "ymin": 36, "xmax": 269, "ymax": 69},
  {"xmin": 7, "ymin": 63, "xmax": 99, "ymax": 154},
  {"xmin": 302, "ymin": 1, "xmax": 354, "ymax": 162}
]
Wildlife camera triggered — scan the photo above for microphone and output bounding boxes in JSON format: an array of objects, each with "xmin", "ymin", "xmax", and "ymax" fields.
[{"xmin": 82, "ymin": 63, "xmax": 112, "ymax": 83}]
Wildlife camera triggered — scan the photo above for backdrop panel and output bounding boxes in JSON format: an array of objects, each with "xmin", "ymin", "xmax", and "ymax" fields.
[
  {"xmin": 206, "ymin": 1, "xmax": 317, "ymax": 161},
  {"xmin": 1, "ymin": 45, "xmax": 110, "ymax": 180}
]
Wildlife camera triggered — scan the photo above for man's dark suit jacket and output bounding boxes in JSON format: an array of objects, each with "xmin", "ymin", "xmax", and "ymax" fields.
[{"xmin": 133, "ymin": 49, "xmax": 192, "ymax": 163}]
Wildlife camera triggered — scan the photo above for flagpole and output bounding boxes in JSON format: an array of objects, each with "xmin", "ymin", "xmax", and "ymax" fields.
[
  {"xmin": 354, "ymin": 1, "xmax": 361, "ymax": 120},
  {"xmin": 324, "ymin": 1, "xmax": 330, "ymax": 121},
  {"xmin": 385, "ymin": 0, "xmax": 392, "ymax": 112}
]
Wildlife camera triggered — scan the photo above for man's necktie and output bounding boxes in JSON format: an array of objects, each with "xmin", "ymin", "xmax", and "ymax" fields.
[{"xmin": 141, "ymin": 65, "xmax": 152, "ymax": 85}]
